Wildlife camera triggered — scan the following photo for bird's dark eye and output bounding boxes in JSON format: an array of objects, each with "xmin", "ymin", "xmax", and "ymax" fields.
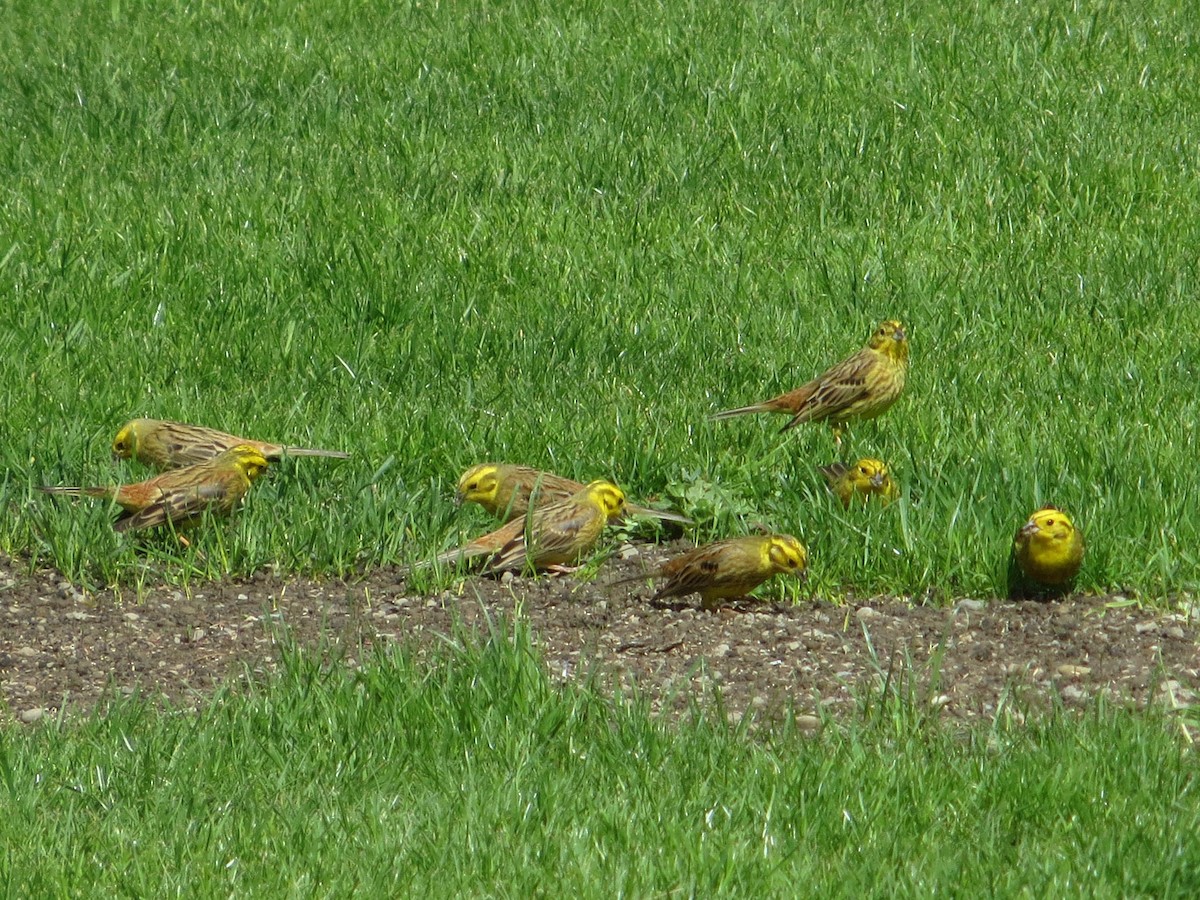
[
  {"xmin": 860, "ymin": 466, "xmax": 869, "ymax": 475},
  {"xmin": 1046, "ymin": 518, "xmax": 1055, "ymax": 526}
]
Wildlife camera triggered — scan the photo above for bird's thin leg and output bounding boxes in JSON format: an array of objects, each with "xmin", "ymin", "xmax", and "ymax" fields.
[{"xmin": 832, "ymin": 424, "xmax": 846, "ymax": 457}]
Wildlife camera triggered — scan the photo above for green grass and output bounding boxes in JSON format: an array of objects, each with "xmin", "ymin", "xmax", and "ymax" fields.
[
  {"xmin": 3, "ymin": 5, "xmax": 1198, "ymax": 892},
  {"xmin": 3, "ymin": 2, "xmax": 1200, "ymax": 595},
  {"xmin": 0, "ymin": 625, "xmax": 1196, "ymax": 896}
]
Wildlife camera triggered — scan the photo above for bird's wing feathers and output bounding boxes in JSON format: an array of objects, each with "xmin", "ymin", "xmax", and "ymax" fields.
[
  {"xmin": 780, "ymin": 353, "xmax": 873, "ymax": 430},
  {"xmin": 484, "ymin": 502, "xmax": 595, "ymax": 572},
  {"xmin": 114, "ymin": 483, "xmax": 228, "ymax": 532}
]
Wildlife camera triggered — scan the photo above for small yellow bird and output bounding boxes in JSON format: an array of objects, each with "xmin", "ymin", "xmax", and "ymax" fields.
[
  {"xmin": 713, "ymin": 319, "xmax": 909, "ymax": 444},
  {"xmin": 41, "ymin": 445, "xmax": 269, "ymax": 532},
  {"xmin": 1010, "ymin": 506, "xmax": 1085, "ymax": 597},
  {"xmin": 455, "ymin": 463, "xmax": 691, "ymax": 525},
  {"xmin": 112, "ymin": 418, "xmax": 349, "ymax": 469},
  {"xmin": 432, "ymin": 480, "xmax": 626, "ymax": 574},
  {"xmin": 617, "ymin": 534, "xmax": 808, "ymax": 610},
  {"xmin": 820, "ymin": 458, "xmax": 899, "ymax": 507}
]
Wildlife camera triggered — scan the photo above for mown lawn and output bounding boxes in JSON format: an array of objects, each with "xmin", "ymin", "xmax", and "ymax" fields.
[
  {"xmin": 1, "ymin": 0, "xmax": 1198, "ymax": 598},
  {"xmin": 1, "ymin": 2, "xmax": 1198, "ymax": 894}
]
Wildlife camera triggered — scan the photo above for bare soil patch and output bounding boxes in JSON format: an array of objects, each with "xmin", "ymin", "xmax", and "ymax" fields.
[{"xmin": 2, "ymin": 545, "xmax": 1197, "ymax": 729}]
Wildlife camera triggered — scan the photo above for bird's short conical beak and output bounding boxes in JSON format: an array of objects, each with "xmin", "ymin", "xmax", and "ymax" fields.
[
  {"xmin": 893, "ymin": 327, "xmax": 907, "ymax": 341},
  {"xmin": 870, "ymin": 472, "xmax": 886, "ymax": 489},
  {"xmin": 453, "ymin": 492, "xmax": 465, "ymax": 507},
  {"xmin": 1020, "ymin": 520, "xmax": 1040, "ymax": 539}
]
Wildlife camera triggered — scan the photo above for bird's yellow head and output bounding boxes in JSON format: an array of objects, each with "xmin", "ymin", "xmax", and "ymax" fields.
[
  {"xmin": 868, "ymin": 319, "xmax": 909, "ymax": 365},
  {"xmin": 765, "ymin": 534, "xmax": 808, "ymax": 577},
  {"xmin": 111, "ymin": 419, "xmax": 151, "ymax": 461},
  {"xmin": 223, "ymin": 445, "xmax": 270, "ymax": 481},
  {"xmin": 582, "ymin": 480, "xmax": 626, "ymax": 521},
  {"xmin": 854, "ymin": 457, "xmax": 899, "ymax": 500},
  {"xmin": 456, "ymin": 464, "xmax": 500, "ymax": 507},
  {"xmin": 1019, "ymin": 506, "xmax": 1077, "ymax": 547}
]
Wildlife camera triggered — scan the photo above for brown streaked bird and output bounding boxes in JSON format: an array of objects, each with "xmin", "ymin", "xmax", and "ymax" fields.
[
  {"xmin": 712, "ymin": 319, "xmax": 909, "ymax": 445},
  {"xmin": 454, "ymin": 463, "xmax": 691, "ymax": 525},
  {"xmin": 432, "ymin": 480, "xmax": 626, "ymax": 574},
  {"xmin": 41, "ymin": 445, "xmax": 269, "ymax": 532},
  {"xmin": 112, "ymin": 418, "xmax": 348, "ymax": 469},
  {"xmin": 615, "ymin": 533, "xmax": 807, "ymax": 610},
  {"xmin": 820, "ymin": 458, "xmax": 900, "ymax": 508}
]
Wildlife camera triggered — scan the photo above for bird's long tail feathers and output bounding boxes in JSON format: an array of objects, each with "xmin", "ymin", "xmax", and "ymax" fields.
[
  {"xmin": 710, "ymin": 403, "xmax": 774, "ymax": 421},
  {"xmin": 624, "ymin": 503, "xmax": 693, "ymax": 525},
  {"xmin": 39, "ymin": 486, "xmax": 107, "ymax": 499},
  {"xmin": 278, "ymin": 447, "xmax": 351, "ymax": 460},
  {"xmin": 607, "ymin": 569, "xmax": 655, "ymax": 589}
]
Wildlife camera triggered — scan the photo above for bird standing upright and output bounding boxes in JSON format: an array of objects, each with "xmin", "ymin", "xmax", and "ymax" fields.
[
  {"xmin": 713, "ymin": 319, "xmax": 909, "ymax": 448},
  {"xmin": 1010, "ymin": 505, "xmax": 1085, "ymax": 598}
]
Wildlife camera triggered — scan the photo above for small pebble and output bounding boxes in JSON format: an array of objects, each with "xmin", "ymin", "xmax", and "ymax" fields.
[
  {"xmin": 855, "ymin": 606, "xmax": 880, "ymax": 621},
  {"xmin": 1057, "ymin": 664, "xmax": 1091, "ymax": 678},
  {"xmin": 795, "ymin": 715, "xmax": 823, "ymax": 733},
  {"xmin": 20, "ymin": 708, "xmax": 45, "ymax": 724}
]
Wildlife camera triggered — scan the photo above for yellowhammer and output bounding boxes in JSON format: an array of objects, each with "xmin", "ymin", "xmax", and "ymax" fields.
[
  {"xmin": 617, "ymin": 534, "xmax": 807, "ymax": 610},
  {"xmin": 713, "ymin": 319, "xmax": 909, "ymax": 445},
  {"xmin": 112, "ymin": 418, "xmax": 348, "ymax": 469},
  {"xmin": 820, "ymin": 458, "xmax": 899, "ymax": 507},
  {"xmin": 455, "ymin": 463, "xmax": 691, "ymax": 525},
  {"xmin": 1010, "ymin": 505, "xmax": 1085, "ymax": 597},
  {"xmin": 41, "ymin": 445, "xmax": 269, "ymax": 532},
  {"xmin": 432, "ymin": 480, "xmax": 626, "ymax": 574}
]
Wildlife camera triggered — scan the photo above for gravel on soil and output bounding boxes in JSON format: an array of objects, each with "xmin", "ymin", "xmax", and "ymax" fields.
[{"xmin": 2, "ymin": 546, "xmax": 1197, "ymax": 733}]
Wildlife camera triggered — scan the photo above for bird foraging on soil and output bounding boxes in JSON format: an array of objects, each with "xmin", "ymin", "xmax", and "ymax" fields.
[{"xmin": 614, "ymin": 534, "xmax": 808, "ymax": 610}]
